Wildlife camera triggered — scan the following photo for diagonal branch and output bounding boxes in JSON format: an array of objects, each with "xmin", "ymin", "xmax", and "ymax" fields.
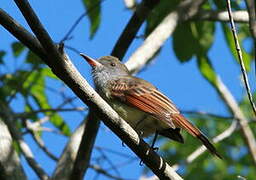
[
  {"xmin": 111, "ymin": 0, "xmax": 160, "ymax": 59},
  {"xmin": 69, "ymin": 110, "xmax": 100, "ymax": 180},
  {"xmin": 1, "ymin": 3, "xmax": 183, "ymax": 180},
  {"xmin": 226, "ymin": 0, "xmax": 256, "ymax": 117},
  {"xmin": 142, "ymin": 120, "xmax": 238, "ymax": 180},
  {"xmin": 216, "ymin": 77, "xmax": 256, "ymax": 165},
  {"xmin": 72, "ymin": 0, "xmax": 160, "ymax": 179},
  {"xmin": 125, "ymin": 0, "xmax": 205, "ymax": 73}
]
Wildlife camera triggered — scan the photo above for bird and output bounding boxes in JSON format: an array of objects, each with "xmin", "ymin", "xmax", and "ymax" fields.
[{"xmin": 80, "ymin": 53, "xmax": 222, "ymax": 159}]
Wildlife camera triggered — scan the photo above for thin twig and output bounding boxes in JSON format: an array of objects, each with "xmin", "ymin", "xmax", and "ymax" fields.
[
  {"xmin": 226, "ymin": 0, "xmax": 256, "ymax": 116},
  {"xmin": 16, "ymin": 107, "xmax": 87, "ymax": 118},
  {"xmin": 96, "ymin": 148, "xmax": 121, "ymax": 176},
  {"xmin": 60, "ymin": 0, "xmax": 106, "ymax": 43},
  {"xmin": 89, "ymin": 164, "xmax": 126, "ymax": 180},
  {"xmin": 94, "ymin": 146, "xmax": 135, "ymax": 159},
  {"xmin": 181, "ymin": 110, "xmax": 233, "ymax": 120},
  {"xmin": 25, "ymin": 120, "xmax": 59, "ymax": 161}
]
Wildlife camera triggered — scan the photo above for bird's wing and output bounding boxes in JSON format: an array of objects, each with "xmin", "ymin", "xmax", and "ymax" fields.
[
  {"xmin": 109, "ymin": 76, "xmax": 179, "ymax": 128},
  {"xmin": 109, "ymin": 76, "xmax": 222, "ymax": 158}
]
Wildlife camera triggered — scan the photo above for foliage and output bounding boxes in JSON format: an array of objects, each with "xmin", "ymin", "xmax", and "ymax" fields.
[
  {"xmin": 1, "ymin": 0, "xmax": 255, "ymax": 179},
  {"xmin": 0, "ymin": 43, "xmax": 71, "ymax": 136}
]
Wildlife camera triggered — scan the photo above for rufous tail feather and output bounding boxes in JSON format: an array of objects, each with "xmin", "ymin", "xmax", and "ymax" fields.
[{"xmin": 172, "ymin": 114, "xmax": 222, "ymax": 159}]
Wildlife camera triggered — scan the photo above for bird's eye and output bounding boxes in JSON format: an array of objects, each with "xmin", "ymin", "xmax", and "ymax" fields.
[{"xmin": 110, "ymin": 62, "xmax": 116, "ymax": 67}]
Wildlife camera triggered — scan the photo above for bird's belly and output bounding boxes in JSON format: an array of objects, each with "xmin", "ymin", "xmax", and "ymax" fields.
[{"xmin": 110, "ymin": 101, "xmax": 168, "ymax": 137}]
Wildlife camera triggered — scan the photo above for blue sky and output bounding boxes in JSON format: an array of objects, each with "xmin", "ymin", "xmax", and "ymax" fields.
[{"xmin": 1, "ymin": 0, "xmax": 250, "ymax": 179}]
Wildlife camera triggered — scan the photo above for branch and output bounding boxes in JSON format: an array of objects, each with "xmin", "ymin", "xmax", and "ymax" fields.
[
  {"xmin": 125, "ymin": 0, "xmax": 205, "ymax": 73},
  {"xmin": 52, "ymin": 120, "xmax": 86, "ymax": 180},
  {"xmin": 0, "ymin": 9, "xmax": 45, "ymax": 59},
  {"xmin": 226, "ymin": 0, "xmax": 256, "ymax": 117},
  {"xmin": 244, "ymin": 0, "xmax": 256, "ymax": 45},
  {"xmin": 16, "ymin": 107, "xmax": 87, "ymax": 118},
  {"xmin": 141, "ymin": 120, "xmax": 238, "ymax": 180},
  {"xmin": 25, "ymin": 120, "xmax": 58, "ymax": 161},
  {"xmin": 192, "ymin": 10, "xmax": 249, "ymax": 23},
  {"xmin": 0, "ymin": 119, "xmax": 27, "ymax": 180},
  {"xmin": 0, "ymin": 104, "xmax": 49, "ymax": 180},
  {"xmin": 70, "ymin": 111, "xmax": 100, "ymax": 180},
  {"xmin": 172, "ymin": 120, "xmax": 238, "ymax": 170},
  {"xmin": 216, "ymin": 77, "xmax": 256, "ymax": 165},
  {"xmin": 181, "ymin": 110, "xmax": 233, "ymax": 120},
  {"xmin": 3, "ymin": 2, "xmax": 182, "ymax": 179},
  {"xmin": 111, "ymin": 0, "xmax": 160, "ymax": 59},
  {"xmin": 72, "ymin": 0, "xmax": 160, "ymax": 178},
  {"xmin": 244, "ymin": 0, "xmax": 256, "ymax": 80},
  {"xmin": 89, "ymin": 164, "xmax": 124, "ymax": 180}
]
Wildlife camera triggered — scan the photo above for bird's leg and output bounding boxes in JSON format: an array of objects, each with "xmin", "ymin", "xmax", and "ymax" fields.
[
  {"xmin": 122, "ymin": 116, "xmax": 147, "ymax": 147},
  {"xmin": 139, "ymin": 131, "xmax": 159, "ymax": 166},
  {"xmin": 150, "ymin": 131, "xmax": 159, "ymax": 151},
  {"xmin": 134, "ymin": 115, "xmax": 147, "ymax": 136}
]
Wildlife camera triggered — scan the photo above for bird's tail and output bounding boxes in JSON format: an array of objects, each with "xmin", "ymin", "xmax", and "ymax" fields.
[{"xmin": 172, "ymin": 114, "xmax": 222, "ymax": 159}]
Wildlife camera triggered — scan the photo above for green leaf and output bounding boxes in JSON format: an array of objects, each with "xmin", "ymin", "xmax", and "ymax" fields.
[
  {"xmin": 173, "ymin": 21, "xmax": 215, "ymax": 62},
  {"xmin": 239, "ymin": 92, "xmax": 256, "ymax": 119},
  {"xmin": 23, "ymin": 70, "xmax": 71, "ymax": 136},
  {"xmin": 11, "ymin": 42, "xmax": 26, "ymax": 57},
  {"xmin": 221, "ymin": 24, "xmax": 251, "ymax": 71},
  {"xmin": 42, "ymin": 68, "xmax": 58, "ymax": 79},
  {"xmin": 197, "ymin": 54, "xmax": 217, "ymax": 86},
  {"xmin": 173, "ymin": 23, "xmax": 196, "ymax": 62},
  {"xmin": 82, "ymin": 0, "xmax": 101, "ymax": 39},
  {"xmin": 145, "ymin": 0, "xmax": 179, "ymax": 36},
  {"xmin": 0, "ymin": 51, "xmax": 6, "ymax": 64},
  {"xmin": 190, "ymin": 21, "xmax": 215, "ymax": 54},
  {"xmin": 26, "ymin": 50, "xmax": 42, "ymax": 65}
]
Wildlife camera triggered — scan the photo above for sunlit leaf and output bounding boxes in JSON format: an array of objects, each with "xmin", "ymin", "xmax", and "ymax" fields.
[
  {"xmin": 23, "ymin": 70, "xmax": 71, "ymax": 136},
  {"xmin": 82, "ymin": 0, "xmax": 101, "ymax": 39},
  {"xmin": 11, "ymin": 42, "xmax": 26, "ymax": 57},
  {"xmin": 221, "ymin": 24, "xmax": 251, "ymax": 71},
  {"xmin": 42, "ymin": 68, "xmax": 58, "ymax": 79},
  {"xmin": 197, "ymin": 54, "xmax": 217, "ymax": 86},
  {"xmin": 12, "ymin": 140, "xmax": 21, "ymax": 156}
]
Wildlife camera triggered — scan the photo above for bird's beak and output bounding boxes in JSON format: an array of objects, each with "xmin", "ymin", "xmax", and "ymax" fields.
[{"xmin": 80, "ymin": 53, "xmax": 103, "ymax": 68}]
